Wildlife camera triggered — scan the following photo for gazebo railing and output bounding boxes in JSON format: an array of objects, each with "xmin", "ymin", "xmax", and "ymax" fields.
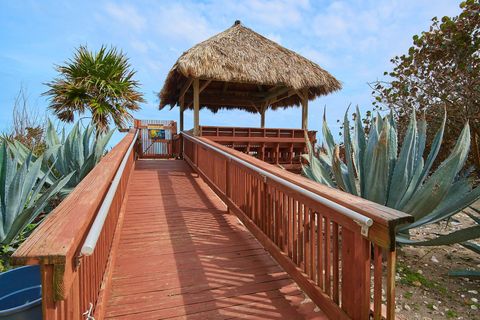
[{"xmin": 182, "ymin": 131, "xmax": 413, "ymax": 320}]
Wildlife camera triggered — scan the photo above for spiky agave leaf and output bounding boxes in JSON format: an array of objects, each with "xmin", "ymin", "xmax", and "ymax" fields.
[
  {"xmin": 363, "ymin": 118, "xmax": 391, "ymax": 204},
  {"xmin": 387, "ymin": 111, "xmax": 418, "ymax": 208},
  {"xmin": 0, "ymin": 141, "xmax": 73, "ymax": 245},
  {"xmin": 302, "ymin": 107, "xmax": 480, "ymax": 249},
  {"xmin": 45, "ymin": 119, "xmax": 114, "ymax": 192},
  {"xmin": 396, "ymin": 225, "xmax": 480, "ymax": 246},
  {"xmin": 302, "ymin": 131, "xmax": 335, "ymax": 187},
  {"xmin": 401, "ymin": 123, "xmax": 471, "ymax": 220},
  {"xmin": 342, "ymin": 106, "xmax": 358, "ymax": 195},
  {"xmin": 322, "ymin": 107, "xmax": 336, "ymax": 162},
  {"xmin": 352, "ymin": 106, "xmax": 367, "ymax": 194}
]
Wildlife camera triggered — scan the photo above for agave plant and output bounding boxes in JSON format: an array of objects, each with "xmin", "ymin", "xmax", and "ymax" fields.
[
  {"xmin": 0, "ymin": 141, "xmax": 72, "ymax": 245},
  {"xmin": 303, "ymin": 107, "xmax": 480, "ymax": 245},
  {"xmin": 9, "ymin": 119, "xmax": 113, "ymax": 195}
]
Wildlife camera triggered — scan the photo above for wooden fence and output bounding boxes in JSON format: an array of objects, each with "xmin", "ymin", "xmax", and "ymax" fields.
[
  {"xmin": 198, "ymin": 126, "xmax": 316, "ymax": 170},
  {"xmin": 183, "ymin": 132, "xmax": 413, "ymax": 320},
  {"xmin": 11, "ymin": 130, "xmax": 137, "ymax": 320}
]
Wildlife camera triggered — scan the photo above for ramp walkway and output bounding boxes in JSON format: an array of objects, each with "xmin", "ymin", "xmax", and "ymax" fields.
[
  {"xmin": 104, "ymin": 160, "xmax": 325, "ymax": 319},
  {"xmin": 12, "ymin": 129, "xmax": 411, "ymax": 320}
]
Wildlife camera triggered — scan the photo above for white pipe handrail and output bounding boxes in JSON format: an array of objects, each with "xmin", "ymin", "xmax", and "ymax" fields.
[
  {"xmin": 81, "ymin": 130, "xmax": 139, "ymax": 256},
  {"xmin": 183, "ymin": 132, "xmax": 373, "ymax": 237}
]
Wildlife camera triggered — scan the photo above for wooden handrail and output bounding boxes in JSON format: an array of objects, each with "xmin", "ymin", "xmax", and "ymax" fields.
[
  {"xmin": 185, "ymin": 133, "xmax": 412, "ymax": 249},
  {"xmin": 182, "ymin": 131, "xmax": 413, "ymax": 320},
  {"xmin": 81, "ymin": 130, "xmax": 139, "ymax": 256},
  {"xmin": 184, "ymin": 133, "xmax": 374, "ymax": 235},
  {"xmin": 11, "ymin": 130, "xmax": 137, "ymax": 320}
]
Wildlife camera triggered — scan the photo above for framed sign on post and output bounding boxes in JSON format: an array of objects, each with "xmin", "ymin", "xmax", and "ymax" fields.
[
  {"xmin": 148, "ymin": 124, "xmax": 166, "ymax": 141},
  {"xmin": 135, "ymin": 120, "xmax": 177, "ymax": 158}
]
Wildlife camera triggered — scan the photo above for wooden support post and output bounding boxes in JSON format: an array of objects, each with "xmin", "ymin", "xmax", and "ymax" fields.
[
  {"xmin": 301, "ymin": 89, "xmax": 308, "ymax": 130},
  {"xmin": 387, "ymin": 249, "xmax": 397, "ymax": 320},
  {"xmin": 193, "ymin": 78, "xmax": 200, "ymax": 136},
  {"xmin": 179, "ymin": 96, "xmax": 184, "ymax": 132},
  {"xmin": 260, "ymin": 108, "xmax": 266, "ymax": 128},
  {"xmin": 341, "ymin": 228, "xmax": 371, "ymax": 320},
  {"xmin": 40, "ymin": 264, "xmax": 56, "ymax": 320}
]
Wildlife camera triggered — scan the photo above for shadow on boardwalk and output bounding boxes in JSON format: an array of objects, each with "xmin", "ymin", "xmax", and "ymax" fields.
[{"xmin": 104, "ymin": 160, "xmax": 326, "ymax": 319}]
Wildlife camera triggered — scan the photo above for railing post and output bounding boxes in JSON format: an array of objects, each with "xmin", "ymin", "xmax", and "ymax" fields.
[
  {"xmin": 194, "ymin": 143, "xmax": 198, "ymax": 166},
  {"xmin": 177, "ymin": 134, "xmax": 183, "ymax": 160},
  {"xmin": 341, "ymin": 228, "xmax": 371, "ymax": 320},
  {"xmin": 226, "ymin": 158, "xmax": 231, "ymax": 214},
  {"xmin": 262, "ymin": 175, "xmax": 268, "ymax": 233},
  {"xmin": 40, "ymin": 264, "xmax": 56, "ymax": 320},
  {"xmin": 387, "ymin": 249, "xmax": 397, "ymax": 320}
]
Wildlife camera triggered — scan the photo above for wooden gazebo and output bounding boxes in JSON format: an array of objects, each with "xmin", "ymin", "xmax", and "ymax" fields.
[{"xmin": 159, "ymin": 20, "xmax": 341, "ymax": 135}]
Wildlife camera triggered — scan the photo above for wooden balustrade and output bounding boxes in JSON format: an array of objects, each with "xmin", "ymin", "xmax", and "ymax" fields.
[
  {"xmin": 200, "ymin": 125, "xmax": 316, "ymax": 140},
  {"xmin": 11, "ymin": 131, "xmax": 138, "ymax": 320},
  {"xmin": 197, "ymin": 126, "xmax": 317, "ymax": 172},
  {"xmin": 182, "ymin": 132, "xmax": 413, "ymax": 320}
]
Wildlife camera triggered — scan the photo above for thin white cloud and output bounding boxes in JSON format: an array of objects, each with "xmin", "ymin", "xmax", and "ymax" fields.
[
  {"xmin": 104, "ymin": 2, "xmax": 146, "ymax": 32},
  {"xmin": 150, "ymin": 3, "xmax": 215, "ymax": 45},
  {"xmin": 234, "ymin": 0, "xmax": 309, "ymax": 28},
  {"xmin": 130, "ymin": 40, "xmax": 148, "ymax": 54},
  {"xmin": 265, "ymin": 33, "xmax": 282, "ymax": 44}
]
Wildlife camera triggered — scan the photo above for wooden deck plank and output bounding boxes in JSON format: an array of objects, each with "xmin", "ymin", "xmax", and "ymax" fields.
[{"xmin": 104, "ymin": 160, "xmax": 327, "ymax": 320}]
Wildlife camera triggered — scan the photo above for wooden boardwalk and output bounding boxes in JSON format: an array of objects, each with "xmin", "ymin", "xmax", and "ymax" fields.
[{"xmin": 104, "ymin": 160, "xmax": 327, "ymax": 320}]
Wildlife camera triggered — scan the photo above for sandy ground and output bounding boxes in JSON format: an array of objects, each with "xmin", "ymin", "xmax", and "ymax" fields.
[{"xmin": 395, "ymin": 206, "xmax": 479, "ymax": 320}]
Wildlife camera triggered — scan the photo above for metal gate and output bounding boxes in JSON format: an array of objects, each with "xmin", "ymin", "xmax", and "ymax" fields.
[{"xmin": 134, "ymin": 119, "xmax": 177, "ymax": 158}]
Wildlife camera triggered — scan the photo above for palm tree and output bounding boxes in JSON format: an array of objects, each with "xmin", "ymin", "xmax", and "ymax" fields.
[{"xmin": 44, "ymin": 45, "xmax": 144, "ymax": 133}]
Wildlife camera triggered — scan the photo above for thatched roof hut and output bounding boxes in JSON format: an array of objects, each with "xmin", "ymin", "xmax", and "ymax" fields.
[{"xmin": 158, "ymin": 20, "xmax": 341, "ymax": 134}]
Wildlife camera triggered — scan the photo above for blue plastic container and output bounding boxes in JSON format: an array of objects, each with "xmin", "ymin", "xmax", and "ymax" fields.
[{"xmin": 0, "ymin": 265, "xmax": 42, "ymax": 320}]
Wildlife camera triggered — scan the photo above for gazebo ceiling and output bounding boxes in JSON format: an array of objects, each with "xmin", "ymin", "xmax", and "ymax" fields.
[{"xmin": 158, "ymin": 20, "xmax": 341, "ymax": 113}]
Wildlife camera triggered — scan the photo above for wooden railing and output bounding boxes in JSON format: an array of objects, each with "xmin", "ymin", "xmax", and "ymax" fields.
[
  {"xmin": 11, "ymin": 130, "xmax": 138, "ymax": 320},
  {"xmin": 198, "ymin": 126, "xmax": 317, "ymax": 171},
  {"xmin": 200, "ymin": 125, "xmax": 316, "ymax": 140},
  {"xmin": 183, "ymin": 132, "xmax": 413, "ymax": 320}
]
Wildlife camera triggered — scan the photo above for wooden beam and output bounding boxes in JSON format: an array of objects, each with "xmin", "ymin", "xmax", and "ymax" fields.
[
  {"xmin": 193, "ymin": 78, "xmax": 200, "ymax": 136},
  {"xmin": 184, "ymin": 96, "xmax": 259, "ymax": 108},
  {"xmin": 261, "ymin": 86, "xmax": 290, "ymax": 103},
  {"xmin": 187, "ymin": 89, "xmax": 267, "ymax": 98},
  {"xmin": 222, "ymin": 82, "xmax": 228, "ymax": 93},
  {"xmin": 295, "ymin": 89, "xmax": 307, "ymax": 101},
  {"xmin": 268, "ymin": 90, "xmax": 297, "ymax": 106},
  {"xmin": 179, "ymin": 96, "xmax": 184, "ymax": 132},
  {"xmin": 185, "ymin": 80, "xmax": 213, "ymax": 109},
  {"xmin": 200, "ymin": 79, "xmax": 212, "ymax": 93},
  {"xmin": 179, "ymin": 78, "xmax": 193, "ymax": 102},
  {"xmin": 250, "ymin": 103, "xmax": 261, "ymax": 113},
  {"xmin": 301, "ymin": 88, "xmax": 308, "ymax": 130}
]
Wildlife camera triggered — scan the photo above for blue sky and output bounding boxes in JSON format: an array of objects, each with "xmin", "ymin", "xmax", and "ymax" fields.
[{"xmin": 0, "ymin": 0, "xmax": 461, "ymax": 144}]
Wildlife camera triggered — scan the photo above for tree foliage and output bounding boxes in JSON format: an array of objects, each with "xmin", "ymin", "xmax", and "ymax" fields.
[
  {"xmin": 371, "ymin": 0, "xmax": 480, "ymax": 172},
  {"xmin": 44, "ymin": 45, "xmax": 145, "ymax": 134},
  {"xmin": 1, "ymin": 87, "xmax": 46, "ymax": 155}
]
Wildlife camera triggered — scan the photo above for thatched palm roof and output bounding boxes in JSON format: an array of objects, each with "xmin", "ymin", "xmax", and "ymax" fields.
[{"xmin": 159, "ymin": 21, "xmax": 341, "ymax": 113}]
